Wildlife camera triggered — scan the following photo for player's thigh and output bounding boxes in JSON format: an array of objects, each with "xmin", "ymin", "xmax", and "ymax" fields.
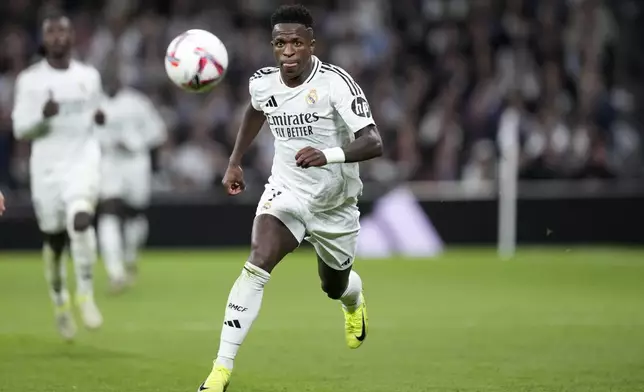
[
  {"xmin": 63, "ymin": 162, "xmax": 101, "ymax": 218},
  {"xmin": 31, "ymin": 179, "xmax": 66, "ymax": 233},
  {"xmin": 255, "ymin": 186, "xmax": 307, "ymax": 245},
  {"xmin": 252, "ymin": 186, "xmax": 306, "ymax": 272},
  {"xmin": 307, "ymin": 202, "xmax": 360, "ymax": 271}
]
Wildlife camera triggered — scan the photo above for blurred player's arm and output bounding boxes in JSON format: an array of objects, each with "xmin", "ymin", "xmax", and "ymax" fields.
[
  {"xmin": 142, "ymin": 98, "xmax": 167, "ymax": 149},
  {"xmin": 11, "ymin": 74, "xmax": 55, "ymax": 140},
  {"xmin": 123, "ymin": 95, "xmax": 167, "ymax": 153},
  {"xmin": 91, "ymin": 69, "xmax": 106, "ymax": 125}
]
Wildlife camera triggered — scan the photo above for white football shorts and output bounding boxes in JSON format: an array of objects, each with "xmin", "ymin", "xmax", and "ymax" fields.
[
  {"xmin": 100, "ymin": 153, "xmax": 151, "ymax": 209},
  {"xmin": 31, "ymin": 159, "xmax": 100, "ymax": 233},
  {"xmin": 255, "ymin": 184, "xmax": 360, "ymax": 270}
]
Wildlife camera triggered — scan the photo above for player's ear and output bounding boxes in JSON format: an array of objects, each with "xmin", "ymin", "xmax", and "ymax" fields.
[{"xmin": 310, "ymin": 38, "xmax": 316, "ymax": 53}]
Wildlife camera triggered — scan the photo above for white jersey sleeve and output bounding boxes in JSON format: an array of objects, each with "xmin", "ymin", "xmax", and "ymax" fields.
[
  {"xmin": 327, "ymin": 65, "xmax": 375, "ymax": 133},
  {"xmin": 12, "ymin": 71, "xmax": 50, "ymax": 140},
  {"xmin": 249, "ymin": 67, "xmax": 279, "ymax": 111},
  {"xmin": 141, "ymin": 96, "xmax": 167, "ymax": 149},
  {"xmin": 249, "ymin": 77, "xmax": 261, "ymax": 111},
  {"xmin": 129, "ymin": 91, "xmax": 167, "ymax": 151}
]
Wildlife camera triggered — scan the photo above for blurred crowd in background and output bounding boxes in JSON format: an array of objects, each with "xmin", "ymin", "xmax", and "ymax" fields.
[{"xmin": 0, "ymin": 0, "xmax": 642, "ymax": 194}]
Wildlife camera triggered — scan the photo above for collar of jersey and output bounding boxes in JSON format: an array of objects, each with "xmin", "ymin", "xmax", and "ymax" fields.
[{"xmin": 279, "ymin": 56, "xmax": 320, "ymax": 87}]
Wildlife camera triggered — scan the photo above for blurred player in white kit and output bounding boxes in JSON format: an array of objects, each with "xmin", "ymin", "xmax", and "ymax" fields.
[
  {"xmin": 96, "ymin": 66, "xmax": 167, "ymax": 293},
  {"xmin": 11, "ymin": 12, "xmax": 105, "ymax": 340}
]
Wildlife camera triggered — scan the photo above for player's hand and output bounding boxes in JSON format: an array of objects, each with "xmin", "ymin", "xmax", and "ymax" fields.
[
  {"xmin": 222, "ymin": 164, "xmax": 245, "ymax": 196},
  {"xmin": 295, "ymin": 146, "xmax": 327, "ymax": 168},
  {"xmin": 42, "ymin": 90, "xmax": 59, "ymax": 118},
  {"xmin": 94, "ymin": 109, "xmax": 106, "ymax": 125},
  {"xmin": 0, "ymin": 190, "xmax": 5, "ymax": 216}
]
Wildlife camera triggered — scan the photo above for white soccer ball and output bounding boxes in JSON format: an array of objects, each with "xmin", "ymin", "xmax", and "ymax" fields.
[{"xmin": 164, "ymin": 29, "xmax": 229, "ymax": 93}]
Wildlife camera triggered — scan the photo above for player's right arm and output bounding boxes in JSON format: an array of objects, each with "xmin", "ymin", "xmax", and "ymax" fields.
[
  {"xmin": 228, "ymin": 102, "xmax": 266, "ymax": 167},
  {"xmin": 11, "ymin": 73, "xmax": 57, "ymax": 140},
  {"xmin": 222, "ymin": 78, "xmax": 267, "ymax": 195}
]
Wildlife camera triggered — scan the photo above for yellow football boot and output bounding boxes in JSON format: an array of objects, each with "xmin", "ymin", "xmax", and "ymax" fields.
[
  {"xmin": 342, "ymin": 292, "xmax": 368, "ymax": 349},
  {"xmin": 54, "ymin": 301, "xmax": 77, "ymax": 341},
  {"xmin": 197, "ymin": 363, "xmax": 232, "ymax": 392}
]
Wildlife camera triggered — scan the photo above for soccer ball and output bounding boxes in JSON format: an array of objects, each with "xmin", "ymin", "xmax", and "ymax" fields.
[{"xmin": 164, "ymin": 29, "xmax": 229, "ymax": 93}]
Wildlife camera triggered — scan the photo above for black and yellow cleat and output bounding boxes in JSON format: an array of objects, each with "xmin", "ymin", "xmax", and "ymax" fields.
[{"xmin": 342, "ymin": 292, "xmax": 368, "ymax": 349}]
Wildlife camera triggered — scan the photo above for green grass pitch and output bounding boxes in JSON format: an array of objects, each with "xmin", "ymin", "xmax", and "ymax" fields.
[{"xmin": 1, "ymin": 247, "xmax": 644, "ymax": 392}]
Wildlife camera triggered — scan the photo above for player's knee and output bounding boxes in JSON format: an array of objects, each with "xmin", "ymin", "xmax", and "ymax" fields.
[
  {"xmin": 320, "ymin": 280, "xmax": 345, "ymax": 300},
  {"xmin": 125, "ymin": 205, "xmax": 146, "ymax": 219},
  {"xmin": 72, "ymin": 212, "xmax": 93, "ymax": 232},
  {"xmin": 44, "ymin": 231, "xmax": 67, "ymax": 256},
  {"xmin": 248, "ymin": 236, "xmax": 287, "ymax": 273},
  {"xmin": 248, "ymin": 246, "xmax": 276, "ymax": 273}
]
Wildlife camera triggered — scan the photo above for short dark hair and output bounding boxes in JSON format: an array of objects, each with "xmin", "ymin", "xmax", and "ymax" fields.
[
  {"xmin": 270, "ymin": 4, "xmax": 314, "ymax": 29},
  {"xmin": 38, "ymin": 9, "xmax": 70, "ymax": 56},
  {"xmin": 41, "ymin": 8, "xmax": 69, "ymax": 25}
]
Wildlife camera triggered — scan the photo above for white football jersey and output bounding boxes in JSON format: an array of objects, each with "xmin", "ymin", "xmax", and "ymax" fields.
[
  {"xmin": 97, "ymin": 87, "xmax": 167, "ymax": 158},
  {"xmin": 12, "ymin": 59, "xmax": 103, "ymax": 176},
  {"xmin": 249, "ymin": 56, "xmax": 375, "ymax": 212}
]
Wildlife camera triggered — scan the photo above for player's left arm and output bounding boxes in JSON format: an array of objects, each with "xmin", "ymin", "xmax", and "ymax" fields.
[
  {"xmin": 91, "ymin": 69, "xmax": 106, "ymax": 126},
  {"xmin": 140, "ymin": 97, "xmax": 167, "ymax": 149},
  {"xmin": 122, "ymin": 95, "xmax": 167, "ymax": 153},
  {"xmin": 340, "ymin": 124, "xmax": 383, "ymax": 163},
  {"xmin": 295, "ymin": 75, "xmax": 382, "ymax": 168}
]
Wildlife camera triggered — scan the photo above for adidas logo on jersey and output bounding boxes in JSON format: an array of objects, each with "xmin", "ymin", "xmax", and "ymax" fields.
[{"xmin": 265, "ymin": 96, "xmax": 278, "ymax": 108}]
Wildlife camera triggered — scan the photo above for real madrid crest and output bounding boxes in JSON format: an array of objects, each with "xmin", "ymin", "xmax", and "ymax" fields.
[
  {"xmin": 306, "ymin": 89, "xmax": 318, "ymax": 105},
  {"xmin": 262, "ymin": 201, "xmax": 272, "ymax": 210}
]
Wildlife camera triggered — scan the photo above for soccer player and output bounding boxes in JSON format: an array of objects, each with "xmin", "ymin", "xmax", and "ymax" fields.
[
  {"xmin": 96, "ymin": 67, "xmax": 167, "ymax": 293},
  {"xmin": 198, "ymin": 5, "xmax": 383, "ymax": 391},
  {"xmin": 11, "ymin": 12, "xmax": 105, "ymax": 340}
]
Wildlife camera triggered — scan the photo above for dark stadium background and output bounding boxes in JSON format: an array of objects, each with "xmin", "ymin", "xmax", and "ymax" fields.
[{"xmin": 1, "ymin": 0, "xmax": 643, "ymax": 247}]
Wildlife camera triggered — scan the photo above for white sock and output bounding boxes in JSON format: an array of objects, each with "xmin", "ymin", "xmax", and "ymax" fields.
[
  {"xmin": 43, "ymin": 243, "xmax": 69, "ymax": 307},
  {"xmin": 98, "ymin": 214, "xmax": 126, "ymax": 282},
  {"xmin": 69, "ymin": 226, "xmax": 98, "ymax": 297},
  {"xmin": 215, "ymin": 262, "xmax": 270, "ymax": 370},
  {"xmin": 124, "ymin": 216, "xmax": 148, "ymax": 266},
  {"xmin": 340, "ymin": 270, "xmax": 363, "ymax": 312}
]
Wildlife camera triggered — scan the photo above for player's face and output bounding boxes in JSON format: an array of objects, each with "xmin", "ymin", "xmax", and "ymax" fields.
[
  {"xmin": 43, "ymin": 17, "xmax": 73, "ymax": 58},
  {"xmin": 271, "ymin": 24, "xmax": 315, "ymax": 79}
]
